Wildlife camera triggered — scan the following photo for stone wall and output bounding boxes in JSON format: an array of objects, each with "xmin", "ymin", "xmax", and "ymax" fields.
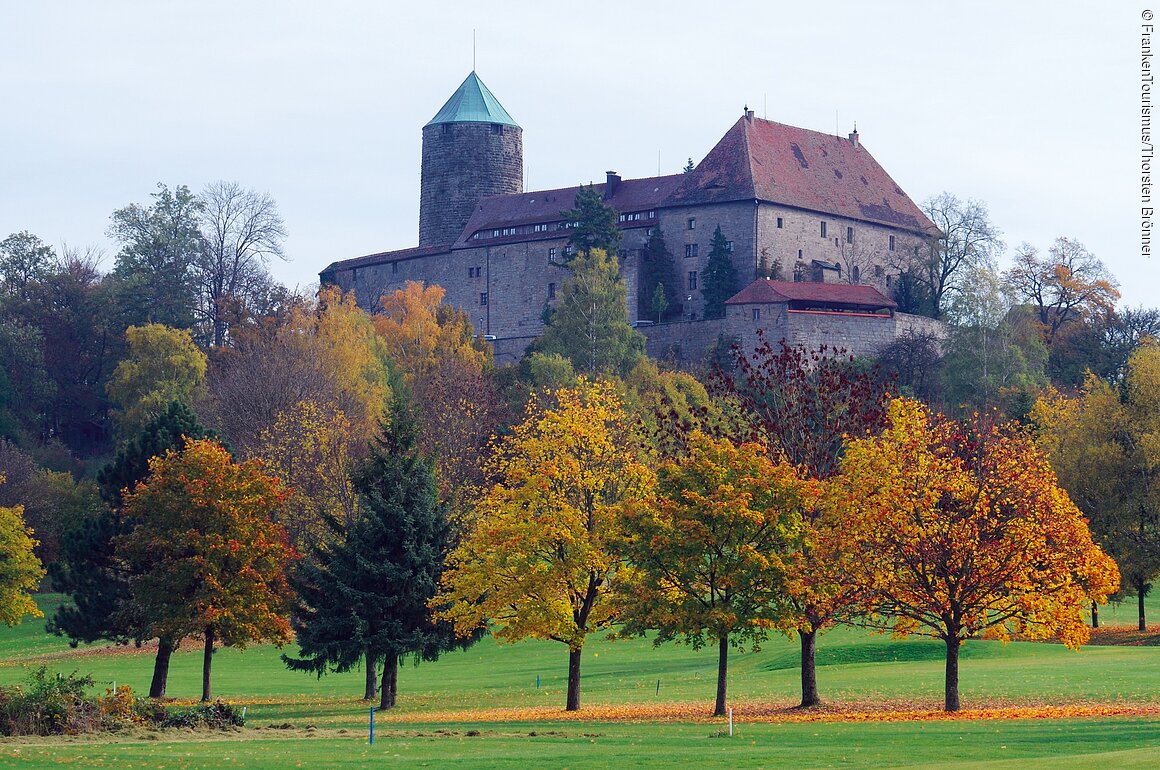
[
  {"xmin": 641, "ymin": 318, "xmax": 729, "ymax": 368},
  {"xmin": 419, "ymin": 122, "xmax": 523, "ymax": 246}
]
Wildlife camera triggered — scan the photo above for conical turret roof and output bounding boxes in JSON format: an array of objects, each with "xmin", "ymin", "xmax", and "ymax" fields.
[{"xmin": 425, "ymin": 71, "xmax": 519, "ymax": 128}]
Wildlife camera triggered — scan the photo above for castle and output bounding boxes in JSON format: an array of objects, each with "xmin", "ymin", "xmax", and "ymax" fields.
[{"xmin": 320, "ymin": 72, "xmax": 942, "ymax": 365}]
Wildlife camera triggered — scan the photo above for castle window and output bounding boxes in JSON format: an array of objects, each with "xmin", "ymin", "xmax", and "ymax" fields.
[
  {"xmin": 685, "ymin": 244, "xmax": 698, "ymax": 258},
  {"xmin": 874, "ymin": 264, "xmax": 885, "ymax": 278},
  {"xmin": 688, "ymin": 218, "xmax": 696, "ymax": 230},
  {"xmin": 847, "ymin": 227, "xmax": 854, "ymax": 244},
  {"xmin": 443, "ymin": 124, "xmax": 450, "ymax": 134},
  {"xmin": 548, "ymin": 282, "xmax": 556, "ymax": 300},
  {"xmin": 798, "ymin": 249, "xmax": 803, "ymax": 258},
  {"xmin": 776, "ymin": 217, "xmax": 784, "ymax": 229},
  {"xmin": 725, "ymin": 241, "xmax": 734, "ymax": 253},
  {"xmin": 548, "ymin": 247, "xmax": 557, "ymax": 261},
  {"xmin": 533, "ymin": 223, "xmax": 548, "ymax": 233},
  {"xmin": 492, "ymin": 229, "xmax": 500, "ymax": 237},
  {"xmin": 820, "ymin": 221, "xmax": 827, "ymax": 238},
  {"xmin": 752, "ymin": 308, "xmax": 761, "ymax": 321},
  {"xmin": 687, "ymin": 271, "xmax": 698, "ymax": 290},
  {"xmin": 480, "ymin": 292, "xmax": 488, "ymax": 306},
  {"xmin": 889, "ymin": 235, "xmax": 896, "ymax": 251},
  {"xmin": 852, "ymin": 266, "xmax": 861, "ymax": 283},
  {"xmin": 647, "ymin": 210, "xmax": 656, "ymax": 219},
  {"xmin": 491, "ymin": 124, "xmax": 504, "ymax": 134}
]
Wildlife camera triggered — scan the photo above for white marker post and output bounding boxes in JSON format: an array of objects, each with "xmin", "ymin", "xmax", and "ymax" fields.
[{"xmin": 728, "ymin": 707, "xmax": 733, "ymax": 737}]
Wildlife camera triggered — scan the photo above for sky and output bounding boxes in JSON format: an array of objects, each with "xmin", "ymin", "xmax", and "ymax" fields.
[{"xmin": 2, "ymin": 1, "xmax": 1152, "ymax": 306}]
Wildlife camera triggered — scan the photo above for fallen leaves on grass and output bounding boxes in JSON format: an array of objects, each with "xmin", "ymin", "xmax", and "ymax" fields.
[{"xmin": 374, "ymin": 701, "xmax": 1160, "ymax": 725}]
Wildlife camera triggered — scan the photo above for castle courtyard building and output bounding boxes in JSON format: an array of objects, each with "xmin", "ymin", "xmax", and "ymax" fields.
[{"xmin": 321, "ymin": 73, "xmax": 941, "ymax": 364}]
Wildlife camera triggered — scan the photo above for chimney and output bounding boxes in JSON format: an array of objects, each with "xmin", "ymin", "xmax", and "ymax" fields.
[
  {"xmin": 604, "ymin": 171, "xmax": 621, "ymax": 200},
  {"xmin": 848, "ymin": 122, "xmax": 860, "ymax": 148},
  {"xmin": 744, "ymin": 104, "xmax": 754, "ymax": 122}
]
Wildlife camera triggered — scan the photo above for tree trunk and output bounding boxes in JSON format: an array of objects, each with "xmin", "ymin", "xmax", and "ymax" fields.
[
  {"xmin": 379, "ymin": 654, "xmax": 398, "ymax": 710},
  {"xmin": 944, "ymin": 636, "xmax": 961, "ymax": 712},
  {"xmin": 364, "ymin": 648, "xmax": 378, "ymax": 701},
  {"xmin": 566, "ymin": 648, "xmax": 582, "ymax": 711},
  {"xmin": 714, "ymin": 634, "xmax": 729, "ymax": 717},
  {"xmin": 799, "ymin": 629, "xmax": 820, "ymax": 708},
  {"xmin": 1091, "ymin": 602, "xmax": 1099, "ymax": 629},
  {"xmin": 1139, "ymin": 578, "xmax": 1148, "ymax": 632},
  {"xmin": 149, "ymin": 635, "xmax": 175, "ymax": 699},
  {"xmin": 201, "ymin": 625, "xmax": 215, "ymax": 702}
]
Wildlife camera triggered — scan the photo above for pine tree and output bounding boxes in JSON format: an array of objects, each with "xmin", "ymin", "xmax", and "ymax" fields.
[
  {"xmin": 48, "ymin": 401, "xmax": 215, "ymax": 698},
  {"xmin": 701, "ymin": 225, "xmax": 739, "ymax": 320},
  {"xmin": 283, "ymin": 391, "xmax": 471, "ymax": 709}
]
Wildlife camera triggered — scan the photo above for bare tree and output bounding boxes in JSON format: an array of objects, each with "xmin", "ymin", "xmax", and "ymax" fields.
[
  {"xmin": 1003, "ymin": 237, "xmax": 1121, "ymax": 345},
  {"xmin": 197, "ymin": 181, "xmax": 287, "ymax": 346},
  {"xmin": 903, "ymin": 193, "xmax": 1004, "ymax": 319}
]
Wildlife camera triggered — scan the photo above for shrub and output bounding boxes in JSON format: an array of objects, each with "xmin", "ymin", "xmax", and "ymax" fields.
[{"xmin": 161, "ymin": 700, "xmax": 244, "ymax": 729}]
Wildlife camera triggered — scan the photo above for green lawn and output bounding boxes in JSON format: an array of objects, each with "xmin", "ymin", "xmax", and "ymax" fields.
[{"xmin": 1, "ymin": 595, "xmax": 1159, "ymax": 768}]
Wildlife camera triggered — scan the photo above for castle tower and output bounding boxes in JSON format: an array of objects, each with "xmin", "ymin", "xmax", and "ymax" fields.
[{"xmin": 419, "ymin": 72, "xmax": 523, "ymax": 246}]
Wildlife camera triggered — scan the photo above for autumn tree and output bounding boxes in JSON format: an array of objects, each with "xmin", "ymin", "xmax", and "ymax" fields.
[
  {"xmin": 284, "ymin": 392, "xmax": 468, "ymax": 709},
  {"xmin": 373, "ymin": 281, "xmax": 490, "ymax": 380},
  {"xmin": 0, "ymin": 479, "xmax": 46, "ymax": 626},
  {"xmin": 701, "ymin": 225, "xmax": 739, "ymax": 320},
  {"xmin": 1004, "ymin": 237, "xmax": 1120, "ymax": 347},
  {"xmin": 50, "ymin": 401, "xmax": 217, "ymax": 698},
  {"xmin": 195, "ymin": 181, "xmax": 287, "ymax": 347},
  {"xmin": 117, "ymin": 439, "xmax": 295, "ymax": 701},
  {"xmin": 529, "ymin": 249, "xmax": 645, "ymax": 377},
  {"xmin": 106, "ymin": 324, "xmax": 208, "ymax": 440},
  {"xmin": 829, "ymin": 399, "xmax": 1119, "ymax": 711},
  {"xmin": 435, "ymin": 380, "xmax": 652, "ymax": 711},
  {"xmin": 256, "ymin": 400, "xmax": 360, "ymax": 553},
  {"xmin": 1034, "ymin": 345, "xmax": 1160, "ymax": 630},
  {"xmin": 616, "ymin": 432, "xmax": 812, "ymax": 716},
  {"xmin": 713, "ymin": 337, "xmax": 893, "ymax": 707},
  {"xmin": 561, "ymin": 184, "xmax": 621, "ymax": 259},
  {"xmin": 208, "ymin": 286, "xmax": 390, "ymax": 455}
]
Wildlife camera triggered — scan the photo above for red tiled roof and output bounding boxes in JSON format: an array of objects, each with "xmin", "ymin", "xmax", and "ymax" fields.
[
  {"xmin": 453, "ymin": 175, "xmax": 685, "ymax": 247},
  {"xmin": 669, "ymin": 116, "xmax": 937, "ymax": 236},
  {"xmin": 725, "ymin": 279, "xmax": 898, "ymax": 309},
  {"xmin": 321, "ymin": 243, "xmax": 451, "ymax": 274}
]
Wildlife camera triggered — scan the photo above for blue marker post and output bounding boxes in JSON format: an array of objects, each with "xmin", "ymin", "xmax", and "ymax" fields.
[
  {"xmin": 369, "ymin": 707, "xmax": 375, "ymax": 745},
  {"xmin": 536, "ymin": 675, "xmax": 540, "ymax": 689},
  {"xmin": 656, "ymin": 679, "xmax": 661, "ymax": 696}
]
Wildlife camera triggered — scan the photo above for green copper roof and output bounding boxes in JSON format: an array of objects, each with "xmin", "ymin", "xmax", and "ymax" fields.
[{"xmin": 425, "ymin": 71, "xmax": 519, "ymax": 128}]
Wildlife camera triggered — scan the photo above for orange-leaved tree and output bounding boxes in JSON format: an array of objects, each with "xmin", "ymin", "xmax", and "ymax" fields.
[
  {"xmin": 434, "ymin": 379, "xmax": 653, "ymax": 711},
  {"xmin": 615, "ymin": 432, "xmax": 814, "ymax": 716},
  {"xmin": 827, "ymin": 398, "xmax": 1120, "ymax": 711},
  {"xmin": 117, "ymin": 439, "xmax": 297, "ymax": 701}
]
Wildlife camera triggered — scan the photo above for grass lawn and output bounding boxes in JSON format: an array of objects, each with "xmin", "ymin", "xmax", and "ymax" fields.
[{"xmin": 1, "ymin": 594, "xmax": 1158, "ymax": 768}]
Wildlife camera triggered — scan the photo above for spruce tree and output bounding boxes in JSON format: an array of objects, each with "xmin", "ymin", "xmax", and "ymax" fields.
[
  {"xmin": 48, "ymin": 401, "xmax": 214, "ymax": 698},
  {"xmin": 561, "ymin": 185, "xmax": 621, "ymax": 259},
  {"xmin": 638, "ymin": 227, "xmax": 678, "ymax": 322},
  {"xmin": 702, "ymin": 225, "xmax": 740, "ymax": 320},
  {"xmin": 283, "ymin": 391, "xmax": 470, "ymax": 709}
]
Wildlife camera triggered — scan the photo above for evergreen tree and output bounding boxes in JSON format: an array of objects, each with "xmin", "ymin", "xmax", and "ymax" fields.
[
  {"xmin": 283, "ymin": 391, "xmax": 471, "ymax": 709},
  {"xmin": 701, "ymin": 225, "xmax": 739, "ymax": 320},
  {"xmin": 48, "ymin": 401, "xmax": 215, "ymax": 698},
  {"xmin": 561, "ymin": 185, "xmax": 621, "ymax": 259},
  {"xmin": 529, "ymin": 249, "xmax": 645, "ymax": 376},
  {"xmin": 637, "ymin": 227, "xmax": 679, "ymax": 322}
]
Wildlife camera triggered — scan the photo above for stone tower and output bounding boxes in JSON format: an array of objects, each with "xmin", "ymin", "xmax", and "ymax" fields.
[{"xmin": 419, "ymin": 72, "xmax": 523, "ymax": 246}]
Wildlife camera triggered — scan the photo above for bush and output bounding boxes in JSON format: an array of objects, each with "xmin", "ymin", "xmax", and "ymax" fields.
[
  {"xmin": 161, "ymin": 700, "xmax": 244, "ymax": 729},
  {"xmin": 0, "ymin": 667, "xmax": 242, "ymax": 735}
]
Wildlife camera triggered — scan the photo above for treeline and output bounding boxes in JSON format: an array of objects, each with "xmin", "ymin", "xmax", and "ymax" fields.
[{"xmin": 0, "ymin": 183, "xmax": 1155, "ymax": 717}]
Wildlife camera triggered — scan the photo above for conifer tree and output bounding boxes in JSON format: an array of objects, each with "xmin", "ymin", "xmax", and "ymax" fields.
[
  {"xmin": 283, "ymin": 391, "xmax": 470, "ymax": 709},
  {"xmin": 702, "ymin": 225, "xmax": 739, "ymax": 319},
  {"xmin": 561, "ymin": 185, "xmax": 621, "ymax": 259},
  {"xmin": 638, "ymin": 227, "xmax": 678, "ymax": 322}
]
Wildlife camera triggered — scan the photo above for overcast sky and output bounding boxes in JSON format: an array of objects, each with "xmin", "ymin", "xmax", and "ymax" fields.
[{"xmin": 2, "ymin": 1, "xmax": 1151, "ymax": 306}]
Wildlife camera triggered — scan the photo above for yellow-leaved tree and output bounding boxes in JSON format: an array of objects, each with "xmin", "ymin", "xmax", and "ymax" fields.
[
  {"xmin": 827, "ymin": 398, "xmax": 1120, "ymax": 711},
  {"xmin": 434, "ymin": 379, "xmax": 652, "ymax": 711},
  {"xmin": 0, "ymin": 475, "xmax": 46, "ymax": 626}
]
